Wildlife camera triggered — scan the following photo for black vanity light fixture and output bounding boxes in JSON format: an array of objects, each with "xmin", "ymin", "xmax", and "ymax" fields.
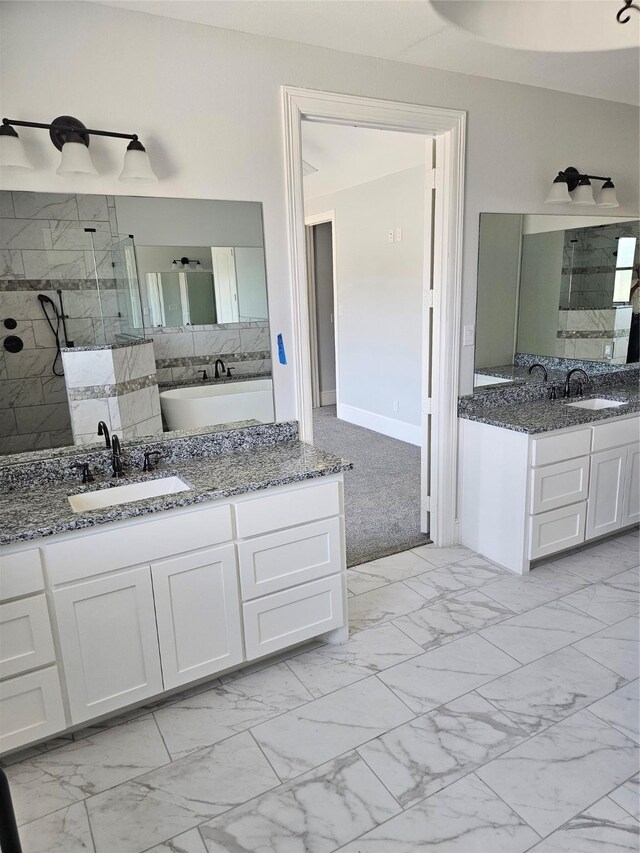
[
  {"xmin": 545, "ymin": 166, "xmax": 619, "ymax": 208},
  {"xmin": 0, "ymin": 115, "xmax": 158, "ymax": 183},
  {"xmin": 172, "ymin": 257, "xmax": 202, "ymax": 270}
]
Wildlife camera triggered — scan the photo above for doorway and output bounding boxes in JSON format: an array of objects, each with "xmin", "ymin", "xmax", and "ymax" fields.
[
  {"xmin": 282, "ymin": 87, "xmax": 466, "ymax": 550},
  {"xmin": 302, "ymin": 130, "xmax": 432, "ymax": 566}
]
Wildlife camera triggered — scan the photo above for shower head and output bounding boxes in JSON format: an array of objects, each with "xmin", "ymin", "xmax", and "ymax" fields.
[{"xmin": 37, "ymin": 293, "xmax": 56, "ymax": 307}]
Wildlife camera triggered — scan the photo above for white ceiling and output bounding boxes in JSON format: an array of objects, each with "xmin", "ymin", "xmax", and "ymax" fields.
[
  {"xmin": 302, "ymin": 123, "xmax": 426, "ymax": 200},
  {"xmin": 91, "ymin": 1, "xmax": 640, "ymax": 106}
]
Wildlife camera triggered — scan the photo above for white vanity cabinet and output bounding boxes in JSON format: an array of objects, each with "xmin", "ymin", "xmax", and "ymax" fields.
[
  {"xmin": 0, "ymin": 549, "xmax": 66, "ymax": 753},
  {"xmin": 461, "ymin": 412, "xmax": 639, "ymax": 574},
  {"xmin": 0, "ymin": 474, "xmax": 346, "ymax": 754}
]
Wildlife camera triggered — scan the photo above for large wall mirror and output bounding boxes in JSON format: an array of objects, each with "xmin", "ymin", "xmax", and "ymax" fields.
[
  {"xmin": 0, "ymin": 191, "xmax": 273, "ymax": 456},
  {"xmin": 475, "ymin": 213, "xmax": 639, "ymax": 389}
]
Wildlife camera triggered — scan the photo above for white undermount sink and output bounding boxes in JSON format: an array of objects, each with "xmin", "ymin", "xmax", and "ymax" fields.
[
  {"xmin": 565, "ymin": 398, "xmax": 627, "ymax": 411},
  {"xmin": 68, "ymin": 476, "xmax": 191, "ymax": 513}
]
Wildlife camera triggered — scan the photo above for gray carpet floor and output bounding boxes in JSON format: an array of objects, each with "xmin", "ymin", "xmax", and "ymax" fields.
[{"xmin": 312, "ymin": 405, "xmax": 431, "ymax": 567}]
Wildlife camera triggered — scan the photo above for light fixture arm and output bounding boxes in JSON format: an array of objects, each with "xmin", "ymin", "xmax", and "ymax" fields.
[
  {"xmin": 617, "ymin": 0, "xmax": 639, "ymax": 24},
  {"xmin": 2, "ymin": 117, "xmax": 139, "ymax": 148},
  {"xmin": 554, "ymin": 166, "xmax": 613, "ymax": 191}
]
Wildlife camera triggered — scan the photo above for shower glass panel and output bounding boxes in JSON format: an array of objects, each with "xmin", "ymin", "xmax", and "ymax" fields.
[{"xmin": 86, "ymin": 231, "xmax": 146, "ymax": 346}]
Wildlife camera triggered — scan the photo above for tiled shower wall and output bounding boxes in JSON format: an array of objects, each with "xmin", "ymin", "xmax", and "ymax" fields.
[
  {"xmin": 0, "ymin": 191, "xmax": 124, "ymax": 453},
  {"xmin": 152, "ymin": 320, "xmax": 272, "ymax": 383},
  {"xmin": 559, "ymin": 219, "xmax": 639, "ymax": 310}
]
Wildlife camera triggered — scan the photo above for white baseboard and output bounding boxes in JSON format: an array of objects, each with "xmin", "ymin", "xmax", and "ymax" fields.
[
  {"xmin": 337, "ymin": 403, "xmax": 421, "ymax": 446},
  {"xmin": 320, "ymin": 390, "xmax": 337, "ymax": 406}
]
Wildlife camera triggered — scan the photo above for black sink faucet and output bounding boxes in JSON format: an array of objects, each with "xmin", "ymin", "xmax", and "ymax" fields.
[
  {"xmin": 214, "ymin": 358, "xmax": 225, "ymax": 379},
  {"xmin": 528, "ymin": 363, "xmax": 548, "ymax": 383},
  {"xmin": 142, "ymin": 450, "xmax": 162, "ymax": 472},
  {"xmin": 198, "ymin": 369, "xmax": 209, "ymax": 382},
  {"xmin": 70, "ymin": 462, "xmax": 94, "ymax": 484},
  {"xmin": 111, "ymin": 434, "xmax": 124, "ymax": 478},
  {"xmin": 564, "ymin": 368, "xmax": 589, "ymax": 398},
  {"xmin": 97, "ymin": 420, "xmax": 111, "ymax": 448}
]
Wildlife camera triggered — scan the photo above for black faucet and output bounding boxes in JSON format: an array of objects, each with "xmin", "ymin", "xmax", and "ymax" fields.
[
  {"xmin": 528, "ymin": 363, "xmax": 548, "ymax": 383},
  {"xmin": 142, "ymin": 450, "xmax": 162, "ymax": 472},
  {"xmin": 214, "ymin": 358, "xmax": 225, "ymax": 379},
  {"xmin": 111, "ymin": 434, "xmax": 124, "ymax": 478},
  {"xmin": 564, "ymin": 368, "xmax": 589, "ymax": 398},
  {"xmin": 198, "ymin": 369, "xmax": 209, "ymax": 382},
  {"xmin": 97, "ymin": 420, "xmax": 111, "ymax": 448},
  {"xmin": 70, "ymin": 462, "xmax": 94, "ymax": 484}
]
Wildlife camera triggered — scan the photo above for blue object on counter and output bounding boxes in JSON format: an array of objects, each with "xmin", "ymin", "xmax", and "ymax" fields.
[{"xmin": 277, "ymin": 333, "xmax": 287, "ymax": 365}]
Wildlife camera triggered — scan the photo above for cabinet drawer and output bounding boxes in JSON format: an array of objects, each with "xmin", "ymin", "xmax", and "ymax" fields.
[
  {"xmin": 0, "ymin": 594, "xmax": 55, "ymax": 679},
  {"xmin": 0, "ymin": 549, "xmax": 44, "ymax": 602},
  {"xmin": 530, "ymin": 457, "xmax": 590, "ymax": 515},
  {"xmin": 592, "ymin": 417, "xmax": 639, "ymax": 452},
  {"xmin": 46, "ymin": 503, "xmax": 233, "ymax": 584},
  {"xmin": 243, "ymin": 574, "xmax": 344, "ymax": 660},
  {"xmin": 235, "ymin": 480, "xmax": 341, "ymax": 539},
  {"xmin": 528, "ymin": 502, "xmax": 586, "ymax": 560},
  {"xmin": 0, "ymin": 666, "xmax": 66, "ymax": 755},
  {"xmin": 531, "ymin": 429, "xmax": 591, "ymax": 467},
  {"xmin": 237, "ymin": 517, "xmax": 342, "ymax": 600}
]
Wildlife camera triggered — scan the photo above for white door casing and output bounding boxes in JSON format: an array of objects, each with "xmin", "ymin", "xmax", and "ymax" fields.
[{"xmin": 283, "ymin": 87, "xmax": 465, "ymax": 546}]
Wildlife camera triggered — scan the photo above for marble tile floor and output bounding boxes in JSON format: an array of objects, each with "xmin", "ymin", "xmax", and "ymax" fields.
[{"xmin": 4, "ymin": 528, "xmax": 639, "ymax": 853}]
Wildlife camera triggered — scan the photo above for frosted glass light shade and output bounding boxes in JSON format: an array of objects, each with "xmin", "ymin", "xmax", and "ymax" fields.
[
  {"xmin": 597, "ymin": 182, "xmax": 619, "ymax": 207},
  {"xmin": 56, "ymin": 141, "xmax": 98, "ymax": 176},
  {"xmin": 571, "ymin": 181, "xmax": 596, "ymax": 205},
  {"xmin": 119, "ymin": 148, "xmax": 158, "ymax": 183},
  {"xmin": 0, "ymin": 128, "xmax": 33, "ymax": 170},
  {"xmin": 545, "ymin": 179, "xmax": 571, "ymax": 204}
]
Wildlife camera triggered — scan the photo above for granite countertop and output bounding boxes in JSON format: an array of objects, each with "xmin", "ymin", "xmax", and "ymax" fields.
[
  {"xmin": 459, "ymin": 388, "xmax": 640, "ymax": 434},
  {"xmin": 0, "ymin": 441, "xmax": 352, "ymax": 546}
]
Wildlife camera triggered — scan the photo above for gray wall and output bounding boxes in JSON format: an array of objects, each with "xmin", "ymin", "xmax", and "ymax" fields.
[
  {"xmin": 306, "ymin": 165, "xmax": 425, "ymax": 428},
  {"xmin": 1, "ymin": 1, "xmax": 638, "ymax": 418},
  {"xmin": 475, "ymin": 214, "xmax": 523, "ymax": 369},
  {"xmin": 313, "ymin": 222, "xmax": 336, "ymax": 402},
  {"xmin": 115, "ymin": 197, "xmax": 264, "ymax": 248},
  {"xmin": 517, "ymin": 230, "xmax": 565, "ymax": 356}
]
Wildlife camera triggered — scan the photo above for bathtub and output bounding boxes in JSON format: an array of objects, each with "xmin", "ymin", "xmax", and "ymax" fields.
[{"xmin": 160, "ymin": 379, "xmax": 275, "ymax": 431}]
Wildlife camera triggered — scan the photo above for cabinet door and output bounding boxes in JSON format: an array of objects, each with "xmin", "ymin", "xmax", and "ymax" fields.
[
  {"xmin": 586, "ymin": 447, "xmax": 627, "ymax": 541},
  {"xmin": 622, "ymin": 444, "xmax": 640, "ymax": 527},
  {"xmin": 528, "ymin": 502, "xmax": 586, "ymax": 560},
  {"xmin": 54, "ymin": 567, "xmax": 163, "ymax": 724},
  {"xmin": 152, "ymin": 545, "xmax": 243, "ymax": 689},
  {"xmin": 0, "ymin": 666, "xmax": 66, "ymax": 754}
]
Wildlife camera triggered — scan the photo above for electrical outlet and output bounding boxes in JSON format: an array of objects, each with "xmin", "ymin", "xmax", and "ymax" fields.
[
  {"xmin": 393, "ymin": 400, "xmax": 399, "ymax": 413},
  {"xmin": 463, "ymin": 324, "xmax": 475, "ymax": 347},
  {"xmin": 388, "ymin": 229, "xmax": 394, "ymax": 243},
  {"xmin": 396, "ymin": 228, "xmax": 402, "ymax": 242}
]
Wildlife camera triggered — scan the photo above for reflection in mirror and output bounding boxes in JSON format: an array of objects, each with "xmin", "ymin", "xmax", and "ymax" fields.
[
  {"xmin": 474, "ymin": 213, "xmax": 639, "ymax": 391},
  {"xmin": 0, "ymin": 191, "xmax": 273, "ymax": 457}
]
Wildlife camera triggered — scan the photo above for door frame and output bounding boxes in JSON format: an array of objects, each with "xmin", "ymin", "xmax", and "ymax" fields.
[
  {"xmin": 282, "ymin": 86, "xmax": 466, "ymax": 547},
  {"xmin": 305, "ymin": 210, "xmax": 337, "ymax": 410}
]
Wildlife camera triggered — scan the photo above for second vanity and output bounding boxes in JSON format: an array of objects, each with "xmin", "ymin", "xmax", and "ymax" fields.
[
  {"xmin": 0, "ymin": 425, "xmax": 351, "ymax": 755},
  {"xmin": 459, "ymin": 384, "xmax": 639, "ymax": 574}
]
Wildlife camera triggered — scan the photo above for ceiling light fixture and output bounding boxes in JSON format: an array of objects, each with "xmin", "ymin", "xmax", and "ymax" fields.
[
  {"xmin": 0, "ymin": 115, "xmax": 158, "ymax": 183},
  {"xmin": 545, "ymin": 166, "xmax": 619, "ymax": 208}
]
